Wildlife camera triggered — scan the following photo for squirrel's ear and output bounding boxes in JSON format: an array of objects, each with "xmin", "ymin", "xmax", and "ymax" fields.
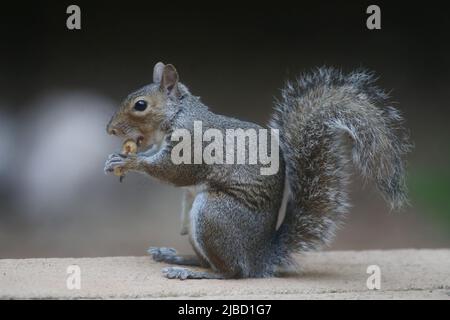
[
  {"xmin": 153, "ymin": 62, "xmax": 165, "ymax": 83},
  {"xmin": 160, "ymin": 64, "xmax": 180, "ymax": 98}
]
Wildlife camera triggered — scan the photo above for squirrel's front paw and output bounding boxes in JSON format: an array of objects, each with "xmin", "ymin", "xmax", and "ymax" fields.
[
  {"xmin": 104, "ymin": 153, "xmax": 140, "ymax": 175},
  {"xmin": 148, "ymin": 247, "xmax": 177, "ymax": 262}
]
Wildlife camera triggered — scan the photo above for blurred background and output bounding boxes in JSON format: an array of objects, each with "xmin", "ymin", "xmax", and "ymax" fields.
[{"xmin": 0, "ymin": 0, "xmax": 449, "ymax": 258}]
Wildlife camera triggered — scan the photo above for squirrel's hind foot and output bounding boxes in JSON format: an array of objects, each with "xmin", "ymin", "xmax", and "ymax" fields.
[{"xmin": 161, "ymin": 267, "xmax": 223, "ymax": 280}]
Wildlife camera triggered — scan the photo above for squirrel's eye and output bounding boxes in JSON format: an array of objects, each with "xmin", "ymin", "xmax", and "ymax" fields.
[{"xmin": 134, "ymin": 100, "xmax": 148, "ymax": 112}]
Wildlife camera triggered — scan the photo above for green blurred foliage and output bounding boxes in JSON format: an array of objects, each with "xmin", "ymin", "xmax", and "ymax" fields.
[{"xmin": 409, "ymin": 167, "xmax": 450, "ymax": 228}]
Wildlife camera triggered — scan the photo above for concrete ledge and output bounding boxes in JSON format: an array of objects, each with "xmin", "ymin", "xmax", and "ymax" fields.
[{"xmin": 1, "ymin": 250, "xmax": 449, "ymax": 299}]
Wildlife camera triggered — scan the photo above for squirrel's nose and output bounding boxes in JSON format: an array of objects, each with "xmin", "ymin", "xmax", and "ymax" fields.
[{"xmin": 106, "ymin": 124, "xmax": 118, "ymax": 136}]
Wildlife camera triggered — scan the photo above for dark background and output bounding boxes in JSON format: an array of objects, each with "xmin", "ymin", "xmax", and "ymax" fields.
[{"xmin": 0, "ymin": 1, "xmax": 449, "ymax": 258}]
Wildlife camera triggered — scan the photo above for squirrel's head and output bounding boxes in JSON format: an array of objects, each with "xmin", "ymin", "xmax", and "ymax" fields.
[{"xmin": 106, "ymin": 62, "xmax": 181, "ymax": 151}]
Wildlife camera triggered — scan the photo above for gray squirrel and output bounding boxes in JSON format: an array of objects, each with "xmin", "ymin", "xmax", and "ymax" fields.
[{"xmin": 104, "ymin": 62, "xmax": 411, "ymax": 280}]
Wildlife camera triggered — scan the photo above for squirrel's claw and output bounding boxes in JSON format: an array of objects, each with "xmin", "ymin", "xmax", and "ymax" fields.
[{"xmin": 104, "ymin": 153, "xmax": 129, "ymax": 174}]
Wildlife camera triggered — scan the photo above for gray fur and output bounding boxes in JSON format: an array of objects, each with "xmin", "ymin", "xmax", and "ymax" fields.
[
  {"xmin": 104, "ymin": 65, "xmax": 411, "ymax": 279},
  {"xmin": 270, "ymin": 67, "xmax": 412, "ymax": 267}
]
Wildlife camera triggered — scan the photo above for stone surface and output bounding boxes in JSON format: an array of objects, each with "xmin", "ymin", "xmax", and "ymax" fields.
[{"xmin": 0, "ymin": 249, "xmax": 449, "ymax": 299}]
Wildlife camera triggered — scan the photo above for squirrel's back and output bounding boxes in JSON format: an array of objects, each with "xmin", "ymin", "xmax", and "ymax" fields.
[{"xmin": 169, "ymin": 94, "xmax": 285, "ymax": 214}]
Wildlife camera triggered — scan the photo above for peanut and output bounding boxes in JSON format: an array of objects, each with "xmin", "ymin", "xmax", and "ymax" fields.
[{"xmin": 113, "ymin": 139, "xmax": 138, "ymax": 177}]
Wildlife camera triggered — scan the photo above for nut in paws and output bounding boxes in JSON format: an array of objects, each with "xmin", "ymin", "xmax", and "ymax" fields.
[{"xmin": 104, "ymin": 153, "xmax": 138, "ymax": 175}]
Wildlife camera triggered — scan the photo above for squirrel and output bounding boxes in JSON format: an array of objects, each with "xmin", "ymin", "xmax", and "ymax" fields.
[{"xmin": 104, "ymin": 62, "xmax": 411, "ymax": 280}]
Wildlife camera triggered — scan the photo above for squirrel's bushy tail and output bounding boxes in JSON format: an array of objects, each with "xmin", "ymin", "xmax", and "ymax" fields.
[{"xmin": 270, "ymin": 67, "xmax": 411, "ymax": 266}]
